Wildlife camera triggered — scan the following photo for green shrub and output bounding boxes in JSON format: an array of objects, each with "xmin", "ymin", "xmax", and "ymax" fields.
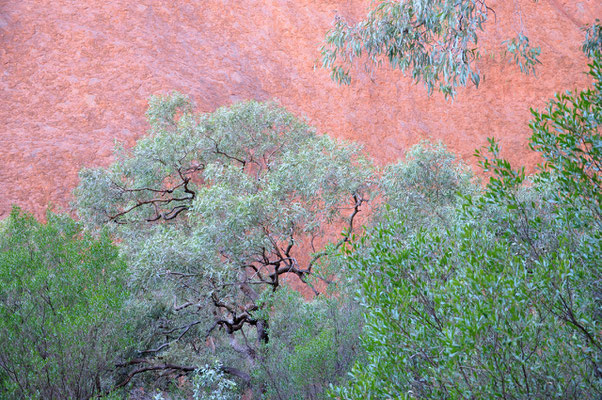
[
  {"xmin": 332, "ymin": 53, "xmax": 602, "ymax": 399},
  {"xmin": 254, "ymin": 287, "xmax": 363, "ymax": 400},
  {"xmin": 0, "ymin": 208, "xmax": 131, "ymax": 399}
]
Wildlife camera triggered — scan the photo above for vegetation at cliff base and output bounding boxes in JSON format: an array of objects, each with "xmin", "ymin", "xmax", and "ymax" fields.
[
  {"xmin": 1, "ymin": 9, "xmax": 600, "ymax": 400},
  {"xmin": 331, "ymin": 52, "xmax": 602, "ymax": 399}
]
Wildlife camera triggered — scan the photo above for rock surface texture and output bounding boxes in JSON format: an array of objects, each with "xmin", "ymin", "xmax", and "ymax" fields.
[{"xmin": 0, "ymin": 0, "xmax": 600, "ymax": 217}]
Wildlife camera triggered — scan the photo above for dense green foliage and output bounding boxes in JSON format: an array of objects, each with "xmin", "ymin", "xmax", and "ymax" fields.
[
  {"xmin": 331, "ymin": 54, "xmax": 602, "ymax": 399},
  {"xmin": 0, "ymin": 208, "xmax": 130, "ymax": 399},
  {"xmin": 253, "ymin": 287, "xmax": 363, "ymax": 399},
  {"xmin": 529, "ymin": 53, "xmax": 601, "ymax": 227},
  {"xmin": 72, "ymin": 54, "xmax": 599, "ymax": 398},
  {"xmin": 320, "ymin": 0, "xmax": 541, "ymax": 97}
]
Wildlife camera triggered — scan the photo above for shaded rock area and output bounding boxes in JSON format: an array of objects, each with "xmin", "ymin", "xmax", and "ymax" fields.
[{"xmin": 0, "ymin": 0, "xmax": 600, "ymax": 217}]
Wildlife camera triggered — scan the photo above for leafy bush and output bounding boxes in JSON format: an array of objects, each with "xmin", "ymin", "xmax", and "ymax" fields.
[
  {"xmin": 253, "ymin": 287, "xmax": 363, "ymax": 399},
  {"xmin": 332, "ymin": 53, "xmax": 602, "ymax": 399},
  {"xmin": 0, "ymin": 208, "xmax": 131, "ymax": 399},
  {"xmin": 192, "ymin": 363, "xmax": 238, "ymax": 400}
]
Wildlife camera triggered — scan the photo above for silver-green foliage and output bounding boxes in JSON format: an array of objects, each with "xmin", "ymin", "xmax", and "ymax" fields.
[
  {"xmin": 147, "ymin": 364, "xmax": 238, "ymax": 400},
  {"xmin": 503, "ymin": 33, "xmax": 541, "ymax": 76},
  {"xmin": 379, "ymin": 140, "xmax": 478, "ymax": 231},
  {"xmin": 192, "ymin": 363, "xmax": 238, "ymax": 400},
  {"xmin": 583, "ymin": 19, "xmax": 602, "ymax": 59},
  {"xmin": 74, "ymin": 94, "xmax": 374, "ymax": 387},
  {"xmin": 321, "ymin": 0, "xmax": 541, "ymax": 98}
]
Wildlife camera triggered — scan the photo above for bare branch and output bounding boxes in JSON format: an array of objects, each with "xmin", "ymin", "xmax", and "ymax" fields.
[
  {"xmin": 115, "ymin": 364, "xmax": 195, "ymax": 389},
  {"xmin": 141, "ymin": 320, "xmax": 204, "ymax": 355}
]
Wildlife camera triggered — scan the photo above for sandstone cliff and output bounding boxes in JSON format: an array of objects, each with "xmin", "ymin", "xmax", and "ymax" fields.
[{"xmin": 0, "ymin": 0, "xmax": 599, "ymax": 217}]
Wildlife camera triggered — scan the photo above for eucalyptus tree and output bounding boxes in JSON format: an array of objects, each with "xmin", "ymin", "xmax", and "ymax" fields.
[
  {"xmin": 75, "ymin": 93, "xmax": 374, "ymax": 386},
  {"xmin": 321, "ymin": 0, "xmax": 541, "ymax": 98}
]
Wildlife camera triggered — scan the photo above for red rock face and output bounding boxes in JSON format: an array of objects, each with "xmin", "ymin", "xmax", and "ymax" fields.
[{"xmin": 0, "ymin": 0, "xmax": 599, "ymax": 217}]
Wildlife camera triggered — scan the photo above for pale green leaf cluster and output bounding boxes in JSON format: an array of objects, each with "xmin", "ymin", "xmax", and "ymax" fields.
[
  {"xmin": 583, "ymin": 19, "xmax": 602, "ymax": 59},
  {"xmin": 378, "ymin": 140, "xmax": 478, "ymax": 231},
  {"xmin": 192, "ymin": 363, "xmax": 238, "ymax": 400},
  {"xmin": 321, "ymin": 0, "xmax": 542, "ymax": 98},
  {"xmin": 503, "ymin": 33, "xmax": 541, "ymax": 76},
  {"xmin": 321, "ymin": 0, "xmax": 488, "ymax": 97}
]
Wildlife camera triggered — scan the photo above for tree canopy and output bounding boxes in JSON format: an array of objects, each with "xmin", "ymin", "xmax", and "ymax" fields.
[{"xmin": 74, "ymin": 95, "xmax": 374, "ymax": 390}]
